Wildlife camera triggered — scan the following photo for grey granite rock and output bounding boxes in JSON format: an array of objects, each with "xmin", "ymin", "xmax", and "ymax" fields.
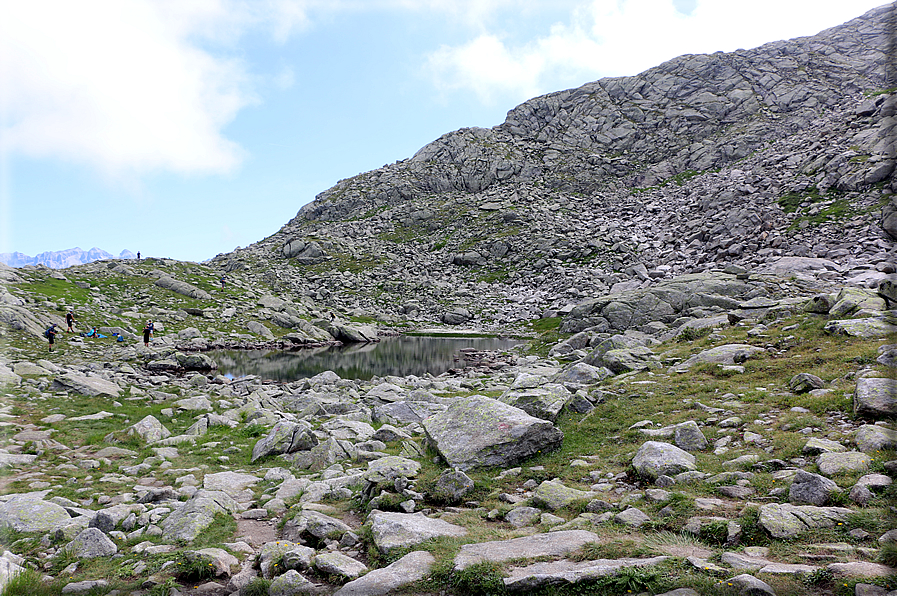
[
  {"xmin": 333, "ymin": 550, "xmax": 435, "ymax": 596},
  {"xmin": 369, "ymin": 510, "xmax": 467, "ymax": 554},
  {"xmin": 423, "ymin": 396, "xmax": 563, "ymax": 470}
]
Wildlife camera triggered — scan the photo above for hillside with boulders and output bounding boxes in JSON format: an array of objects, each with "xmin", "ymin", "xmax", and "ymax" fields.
[{"xmin": 0, "ymin": 4, "xmax": 895, "ymax": 596}]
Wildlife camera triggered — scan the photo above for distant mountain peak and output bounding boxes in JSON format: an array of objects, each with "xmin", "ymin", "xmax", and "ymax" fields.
[{"xmin": 0, "ymin": 247, "xmax": 134, "ymax": 269}]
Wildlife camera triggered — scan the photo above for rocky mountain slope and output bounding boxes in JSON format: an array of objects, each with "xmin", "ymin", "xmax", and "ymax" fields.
[
  {"xmin": 0, "ymin": 248, "xmax": 135, "ymax": 270},
  {"xmin": 0, "ymin": 5, "xmax": 895, "ymax": 596},
  {"xmin": 208, "ymin": 3, "xmax": 897, "ymax": 332}
]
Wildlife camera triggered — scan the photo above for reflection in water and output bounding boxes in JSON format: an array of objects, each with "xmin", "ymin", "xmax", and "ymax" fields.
[{"xmin": 211, "ymin": 336, "xmax": 521, "ymax": 381}]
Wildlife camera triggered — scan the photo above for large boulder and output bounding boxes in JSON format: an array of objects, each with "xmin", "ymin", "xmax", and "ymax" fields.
[
  {"xmin": 828, "ymin": 287, "xmax": 887, "ymax": 317},
  {"xmin": 0, "ymin": 551, "xmax": 26, "ymax": 593},
  {"xmin": 854, "ymin": 377, "xmax": 897, "ymax": 418},
  {"xmin": 251, "ymin": 420, "xmax": 316, "ymax": 462},
  {"xmin": 282, "ymin": 239, "xmax": 326, "ymax": 263},
  {"xmin": 854, "ymin": 424, "xmax": 897, "ymax": 452},
  {"xmin": 63, "ymin": 528, "xmax": 117, "ymax": 558},
  {"xmin": 632, "ymin": 441, "xmax": 696, "ymax": 479},
  {"xmin": 430, "ymin": 469, "xmax": 475, "ymax": 503},
  {"xmin": 127, "ymin": 415, "xmax": 172, "ymax": 443},
  {"xmin": 0, "ymin": 494, "xmax": 71, "ymax": 533},
  {"xmin": 789, "ymin": 470, "xmax": 840, "ymax": 506},
  {"xmin": 422, "ymin": 396, "xmax": 563, "ymax": 470},
  {"xmin": 552, "ymin": 362, "xmax": 612, "ymax": 385},
  {"xmin": 328, "ymin": 323, "xmax": 379, "ymax": 343},
  {"xmin": 789, "ymin": 373, "xmax": 825, "ymax": 393},
  {"xmin": 600, "ymin": 346, "xmax": 662, "ymax": 374}
]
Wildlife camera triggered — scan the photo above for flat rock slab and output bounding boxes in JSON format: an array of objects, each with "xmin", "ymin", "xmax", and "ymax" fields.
[
  {"xmin": 817, "ymin": 452, "xmax": 871, "ymax": 476},
  {"xmin": 333, "ymin": 550, "xmax": 435, "ymax": 596},
  {"xmin": 503, "ymin": 556, "xmax": 669, "ymax": 591},
  {"xmin": 52, "ymin": 373, "xmax": 121, "ymax": 397},
  {"xmin": 826, "ymin": 561, "xmax": 897, "ymax": 577},
  {"xmin": 369, "ymin": 511, "xmax": 467, "ymax": 554},
  {"xmin": 824, "ymin": 318, "xmax": 897, "ymax": 339},
  {"xmin": 454, "ymin": 530, "xmax": 599, "ymax": 571},
  {"xmin": 672, "ymin": 344, "xmax": 765, "ymax": 372},
  {"xmin": 854, "ymin": 378, "xmax": 897, "ymax": 419},
  {"xmin": 0, "ymin": 453, "xmax": 37, "ymax": 468},
  {"xmin": 68, "ymin": 411, "xmax": 115, "ymax": 422},
  {"xmin": 759, "ymin": 503, "xmax": 852, "ymax": 539},
  {"xmin": 423, "ymin": 396, "xmax": 563, "ymax": 470},
  {"xmin": 203, "ymin": 471, "xmax": 260, "ymax": 497}
]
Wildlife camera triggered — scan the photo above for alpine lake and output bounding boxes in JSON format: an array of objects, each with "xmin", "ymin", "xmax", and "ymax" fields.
[{"xmin": 209, "ymin": 335, "xmax": 522, "ymax": 381}]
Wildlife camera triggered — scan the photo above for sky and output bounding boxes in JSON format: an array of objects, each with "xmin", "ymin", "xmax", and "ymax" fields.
[{"xmin": 0, "ymin": 0, "xmax": 890, "ymax": 263}]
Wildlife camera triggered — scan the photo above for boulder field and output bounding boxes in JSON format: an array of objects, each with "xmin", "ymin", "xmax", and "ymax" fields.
[{"xmin": 0, "ymin": 4, "xmax": 896, "ymax": 596}]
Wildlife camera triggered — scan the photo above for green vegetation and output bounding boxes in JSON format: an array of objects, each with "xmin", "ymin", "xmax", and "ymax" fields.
[
  {"xmin": 864, "ymin": 87, "xmax": 897, "ymax": 97},
  {"xmin": 778, "ymin": 186, "xmax": 824, "ymax": 213}
]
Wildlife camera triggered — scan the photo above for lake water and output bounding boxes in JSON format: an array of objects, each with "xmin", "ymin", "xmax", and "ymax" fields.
[{"xmin": 211, "ymin": 336, "xmax": 522, "ymax": 381}]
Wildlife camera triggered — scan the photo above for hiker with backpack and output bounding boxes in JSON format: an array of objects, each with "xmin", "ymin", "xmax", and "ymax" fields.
[
  {"xmin": 143, "ymin": 321, "xmax": 153, "ymax": 347},
  {"xmin": 65, "ymin": 310, "xmax": 77, "ymax": 333},
  {"xmin": 45, "ymin": 324, "xmax": 58, "ymax": 352}
]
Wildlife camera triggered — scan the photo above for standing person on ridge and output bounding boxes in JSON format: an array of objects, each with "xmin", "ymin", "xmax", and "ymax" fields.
[
  {"xmin": 65, "ymin": 310, "xmax": 76, "ymax": 333},
  {"xmin": 143, "ymin": 322, "xmax": 152, "ymax": 347},
  {"xmin": 46, "ymin": 324, "xmax": 58, "ymax": 352}
]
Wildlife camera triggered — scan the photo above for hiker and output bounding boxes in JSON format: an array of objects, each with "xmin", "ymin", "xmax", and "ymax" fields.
[
  {"xmin": 220, "ymin": 275, "xmax": 226, "ymax": 289},
  {"xmin": 137, "ymin": 251, "xmax": 140, "ymax": 260},
  {"xmin": 143, "ymin": 322, "xmax": 152, "ymax": 347},
  {"xmin": 46, "ymin": 324, "xmax": 58, "ymax": 352},
  {"xmin": 65, "ymin": 310, "xmax": 76, "ymax": 333}
]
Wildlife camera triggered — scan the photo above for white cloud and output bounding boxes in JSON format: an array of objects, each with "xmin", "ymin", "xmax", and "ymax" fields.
[
  {"xmin": 424, "ymin": 0, "xmax": 888, "ymax": 105},
  {"xmin": 274, "ymin": 66, "xmax": 296, "ymax": 90},
  {"xmin": 0, "ymin": 0, "xmax": 311, "ymax": 176}
]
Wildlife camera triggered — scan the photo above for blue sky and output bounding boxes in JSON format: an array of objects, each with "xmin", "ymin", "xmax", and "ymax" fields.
[{"xmin": 1, "ymin": 0, "xmax": 888, "ymax": 262}]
